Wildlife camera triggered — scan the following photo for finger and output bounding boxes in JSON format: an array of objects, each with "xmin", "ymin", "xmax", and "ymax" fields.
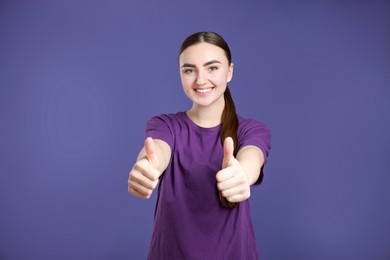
[
  {"xmin": 220, "ymin": 185, "xmax": 249, "ymax": 199},
  {"xmin": 222, "ymin": 137, "xmax": 234, "ymax": 168},
  {"xmin": 217, "ymin": 175, "xmax": 244, "ymax": 191},
  {"xmin": 145, "ymin": 137, "xmax": 159, "ymax": 168},
  {"xmin": 129, "ymin": 178, "xmax": 156, "ymax": 197},
  {"xmin": 133, "ymin": 160, "xmax": 160, "ymax": 181},
  {"xmin": 216, "ymin": 167, "xmax": 234, "ymax": 183},
  {"xmin": 128, "ymin": 183, "xmax": 153, "ymax": 199},
  {"xmin": 129, "ymin": 167, "xmax": 159, "ymax": 189},
  {"xmin": 226, "ymin": 192, "xmax": 250, "ymax": 203}
]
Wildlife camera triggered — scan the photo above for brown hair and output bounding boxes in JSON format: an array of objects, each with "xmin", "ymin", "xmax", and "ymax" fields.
[{"xmin": 179, "ymin": 32, "xmax": 239, "ymax": 208}]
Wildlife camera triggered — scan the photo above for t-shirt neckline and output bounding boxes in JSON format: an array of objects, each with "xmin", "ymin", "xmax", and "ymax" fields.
[{"xmin": 180, "ymin": 111, "xmax": 222, "ymax": 133}]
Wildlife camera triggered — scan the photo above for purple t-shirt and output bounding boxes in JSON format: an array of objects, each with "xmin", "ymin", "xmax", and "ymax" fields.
[{"xmin": 145, "ymin": 111, "xmax": 271, "ymax": 260}]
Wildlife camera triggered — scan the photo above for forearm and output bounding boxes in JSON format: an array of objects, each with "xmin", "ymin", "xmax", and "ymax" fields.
[{"xmin": 236, "ymin": 146, "xmax": 265, "ymax": 185}]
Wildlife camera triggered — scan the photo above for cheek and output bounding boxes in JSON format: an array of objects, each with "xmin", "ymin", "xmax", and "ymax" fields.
[
  {"xmin": 213, "ymin": 71, "xmax": 230, "ymax": 84},
  {"xmin": 181, "ymin": 75, "xmax": 194, "ymax": 88}
]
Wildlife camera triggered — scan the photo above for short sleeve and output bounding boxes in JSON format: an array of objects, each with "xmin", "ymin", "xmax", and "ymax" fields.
[
  {"xmin": 145, "ymin": 114, "xmax": 175, "ymax": 150},
  {"xmin": 237, "ymin": 117, "xmax": 271, "ymax": 185}
]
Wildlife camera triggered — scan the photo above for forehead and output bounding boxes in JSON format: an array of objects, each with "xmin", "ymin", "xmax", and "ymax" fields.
[{"xmin": 179, "ymin": 42, "xmax": 228, "ymax": 65}]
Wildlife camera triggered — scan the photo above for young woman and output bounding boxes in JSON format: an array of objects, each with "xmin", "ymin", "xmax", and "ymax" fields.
[{"xmin": 128, "ymin": 31, "xmax": 271, "ymax": 259}]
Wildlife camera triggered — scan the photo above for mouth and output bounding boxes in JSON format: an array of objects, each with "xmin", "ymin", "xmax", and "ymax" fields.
[{"xmin": 194, "ymin": 87, "xmax": 214, "ymax": 94}]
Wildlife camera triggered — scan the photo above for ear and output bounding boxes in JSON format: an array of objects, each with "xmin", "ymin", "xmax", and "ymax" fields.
[{"xmin": 227, "ymin": 63, "xmax": 234, "ymax": 83}]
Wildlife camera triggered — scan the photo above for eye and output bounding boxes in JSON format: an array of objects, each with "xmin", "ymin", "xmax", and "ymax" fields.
[
  {"xmin": 182, "ymin": 68, "xmax": 194, "ymax": 74},
  {"xmin": 208, "ymin": 66, "xmax": 218, "ymax": 72}
]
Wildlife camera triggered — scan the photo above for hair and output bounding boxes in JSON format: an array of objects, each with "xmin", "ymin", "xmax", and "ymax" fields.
[{"xmin": 178, "ymin": 32, "xmax": 239, "ymax": 208}]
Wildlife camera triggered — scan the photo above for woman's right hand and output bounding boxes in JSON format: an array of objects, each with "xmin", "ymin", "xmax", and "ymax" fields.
[{"xmin": 128, "ymin": 137, "xmax": 161, "ymax": 199}]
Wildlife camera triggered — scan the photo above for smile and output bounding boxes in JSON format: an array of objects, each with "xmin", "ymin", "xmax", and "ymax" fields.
[{"xmin": 195, "ymin": 87, "xmax": 214, "ymax": 94}]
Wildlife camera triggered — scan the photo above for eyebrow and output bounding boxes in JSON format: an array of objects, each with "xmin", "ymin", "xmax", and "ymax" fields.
[{"xmin": 181, "ymin": 60, "xmax": 221, "ymax": 68}]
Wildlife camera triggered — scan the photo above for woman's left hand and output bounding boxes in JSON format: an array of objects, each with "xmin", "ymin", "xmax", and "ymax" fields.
[{"xmin": 216, "ymin": 137, "xmax": 251, "ymax": 203}]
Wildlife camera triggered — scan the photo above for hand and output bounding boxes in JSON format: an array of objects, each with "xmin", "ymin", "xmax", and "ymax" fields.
[
  {"xmin": 216, "ymin": 137, "xmax": 251, "ymax": 203},
  {"xmin": 128, "ymin": 137, "xmax": 161, "ymax": 199}
]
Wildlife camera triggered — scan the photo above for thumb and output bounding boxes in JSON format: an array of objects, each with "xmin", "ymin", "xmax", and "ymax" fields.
[
  {"xmin": 222, "ymin": 137, "xmax": 235, "ymax": 168},
  {"xmin": 145, "ymin": 137, "xmax": 159, "ymax": 168}
]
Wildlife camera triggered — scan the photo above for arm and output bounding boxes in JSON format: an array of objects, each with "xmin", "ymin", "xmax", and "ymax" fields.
[
  {"xmin": 128, "ymin": 137, "xmax": 172, "ymax": 199},
  {"xmin": 236, "ymin": 145, "xmax": 265, "ymax": 185}
]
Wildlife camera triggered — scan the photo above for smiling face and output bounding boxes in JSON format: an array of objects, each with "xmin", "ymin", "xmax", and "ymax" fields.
[{"xmin": 179, "ymin": 42, "xmax": 234, "ymax": 110}]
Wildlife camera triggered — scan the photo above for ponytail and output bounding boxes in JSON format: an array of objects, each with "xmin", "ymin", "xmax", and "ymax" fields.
[
  {"xmin": 220, "ymin": 86, "xmax": 238, "ymax": 153},
  {"xmin": 219, "ymin": 86, "xmax": 239, "ymax": 208}
]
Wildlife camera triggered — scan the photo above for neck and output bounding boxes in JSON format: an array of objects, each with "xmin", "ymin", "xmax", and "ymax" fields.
[{"xmin": 187, "ymin": 96, "xmax": 225, "ymax": 128}]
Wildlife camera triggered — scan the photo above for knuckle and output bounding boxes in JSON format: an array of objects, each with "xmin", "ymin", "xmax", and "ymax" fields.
[
  {"xmin": 133, "ymin": 162, "xmax": 145, "ymax": 173},
  {"xmin": 243, "ymin": 190, "xmax": 250, "ymax": 199},
  {"xmin": 150, "ymin": 180, "xmax": 158, "ymax": 190},
  {"xmin": 150, "ymin": 171, "xmax": 158, "ymax": 181}
]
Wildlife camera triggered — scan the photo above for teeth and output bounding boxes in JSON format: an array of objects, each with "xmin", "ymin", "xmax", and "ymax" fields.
[{"xmin": 195, "ymin": 88, "xmax": 212, "ymax": 93}]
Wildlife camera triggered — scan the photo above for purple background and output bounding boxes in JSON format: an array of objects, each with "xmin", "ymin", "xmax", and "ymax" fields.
[{"xmin": 0, "ymin": 1, "xmax": 389, "ymax": 259}]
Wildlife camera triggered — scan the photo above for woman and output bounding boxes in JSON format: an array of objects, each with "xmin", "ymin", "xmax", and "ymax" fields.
[{"xmin": 128, "ymin": 31, "xmax": 271, "ymax": 259}]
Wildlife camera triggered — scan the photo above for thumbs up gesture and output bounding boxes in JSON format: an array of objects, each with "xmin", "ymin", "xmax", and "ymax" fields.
[
  {"xmin": 128, "ymin": 137, "xmax": 161, "ymax": 199},
  {"xmin": 216, "ymin": 137, "xmax": 251, "ymax": 203}
]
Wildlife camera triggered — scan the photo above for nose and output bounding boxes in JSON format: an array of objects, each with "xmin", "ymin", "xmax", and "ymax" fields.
[{"xmin": 196, "ymin": 70, "xmax": 207, "ymax": 86}]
